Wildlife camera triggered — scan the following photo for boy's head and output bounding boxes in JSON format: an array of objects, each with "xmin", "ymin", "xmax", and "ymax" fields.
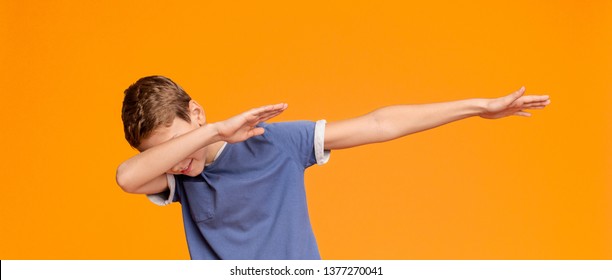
[
  {"xmin": 122, "ymin": 76, "xmax": 210, "ymax": 176},
  {"xmin": 122, "ymin": 75, "xmax": 195, "ymax": 149}
]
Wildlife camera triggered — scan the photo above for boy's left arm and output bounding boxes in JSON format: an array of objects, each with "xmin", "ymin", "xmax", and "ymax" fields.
[{"xmin": 324, "ymin": 87, "xmax": 550, "ymax": 150}]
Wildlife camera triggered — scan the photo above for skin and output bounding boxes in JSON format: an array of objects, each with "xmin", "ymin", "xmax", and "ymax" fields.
[{"xmin": 116, "ymin": 86, "xmax": 550, "ymax": 194}]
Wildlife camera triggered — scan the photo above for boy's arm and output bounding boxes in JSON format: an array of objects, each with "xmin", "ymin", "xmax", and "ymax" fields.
[
  {"xmin": 324, "ymin": 87, "xmax": 550, "ymax": 150},
  {"xmin": 116, "ymin": 103, "xmax": 287, "ymax": 194}
]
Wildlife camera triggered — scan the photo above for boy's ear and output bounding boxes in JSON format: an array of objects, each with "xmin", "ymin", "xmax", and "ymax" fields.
[{"xmin": 189, "ymin": 100, "xmax": 206, "ymax": 126}]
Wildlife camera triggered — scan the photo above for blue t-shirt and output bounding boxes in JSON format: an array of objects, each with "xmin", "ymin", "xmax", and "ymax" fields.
[{"xmin": 173, "ymin": 121, "xmax": 323, "ymax": 259}]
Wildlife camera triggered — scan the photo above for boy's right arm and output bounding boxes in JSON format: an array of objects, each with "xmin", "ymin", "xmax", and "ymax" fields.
[
  {"xmin": 116, "ymin": 103, "xmax": 288, "ymax": 194},
  {"xmin": 116, "ymin": 124, "xmax": 222, "ymax": 194}
]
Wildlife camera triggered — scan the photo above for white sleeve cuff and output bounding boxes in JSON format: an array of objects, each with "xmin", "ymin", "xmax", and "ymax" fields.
[
  {"xmin": 146, "ymin": 174, "xmax": 176, "ymax": 206},
  {"xmin": 315, "ymin": 119, "xmax": 331, "ymax": 165}
]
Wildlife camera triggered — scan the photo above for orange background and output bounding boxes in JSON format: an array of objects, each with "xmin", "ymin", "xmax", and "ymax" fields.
[{"xmin": 1, "ymin": 0, "xmax": 610, "ymax": 259}]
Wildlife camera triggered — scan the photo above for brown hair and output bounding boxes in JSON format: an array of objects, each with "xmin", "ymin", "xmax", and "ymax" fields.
[{"xmin": 121, "ymin": 75, "xmax": 192, "ymax": 148}]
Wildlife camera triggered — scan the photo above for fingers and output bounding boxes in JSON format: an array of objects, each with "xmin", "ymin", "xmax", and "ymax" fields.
[
  {"xmin": 255, "ymin": 111, "xmax": 283, "ymax": 123},
  {"xmin": 521, "ymin": 99, "xmax": 551, "ymax": 110},
  {"xmin": 263, "ymin": 103, "xmax": 288, "ymax": 112},
  {"xmin": 525, "ymin": 105, "xmax": 547, "ymax": 110},
  {"xmin": 514, "ymin": 111, "xmax": 531, "ymax": 117},
  {"xmin": 512, "ymin": 94, "xmax": 550, "ymax": 117},
  {"xmin": 507, "ymin": 86, "xmax": 526, "ymax": 101},
  {"xmin": 260, "ymin": 108, "xmax": 285, "ymax": 119},
  {"xmin": 519, "ymin": 95, "xmax": 550, "ymax": 104},
  {"xmin": 243, "ymin": 103, "xmax": 288, "ymax": 124},
  {"xmin": 263, "ymin": 103, "xmax": 288, "ymax": 114},
  {"xmin": 508, "ymin": 86, "xmax": 552, "ymax": 105},
  {"xmin": 256, "ymin": 104, "xmax": 288, "ymax": 121},
  {"xmin": 250, "ymin": 127, "xmax": 265, "ymax": 137},
  {"xmin": 248, "ymin": 103, "xmax": 287, "ymax": 117}
]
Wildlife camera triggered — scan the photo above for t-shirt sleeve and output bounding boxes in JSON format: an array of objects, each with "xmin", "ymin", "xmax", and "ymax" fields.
[
  {"xmin": 263, "ymin": 120, "xmax": 330, "ymax": 168},
  {"xmin": 314, "ymin": 120, "xmax": 331, "ymax": 165},
  {"xmin": 146, "ymin": 173, "xmax": 178, "ymax": 206}
]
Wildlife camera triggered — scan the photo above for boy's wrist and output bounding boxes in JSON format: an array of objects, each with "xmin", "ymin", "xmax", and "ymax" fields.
[
  {"xmin": 198, "ymin": 122, "xmax": 224, "ymax": 144},
  {"xmin": 469, "ymin": 98, "xmax": 488, "ymax": 117}
]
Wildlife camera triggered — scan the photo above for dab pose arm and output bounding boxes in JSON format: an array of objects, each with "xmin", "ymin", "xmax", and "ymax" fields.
[
  {"xmin": 116, "ymin": 103, "xmax": 288, "ymax": 194},
  {"xmin": 324, "ymin": 87, "xmax": 550, "ymax": 150}
]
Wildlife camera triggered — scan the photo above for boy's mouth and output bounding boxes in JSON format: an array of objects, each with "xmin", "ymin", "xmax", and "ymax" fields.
[{"xmin": 181, "ymin": 159, "xmax": 193, "ymax": 174}]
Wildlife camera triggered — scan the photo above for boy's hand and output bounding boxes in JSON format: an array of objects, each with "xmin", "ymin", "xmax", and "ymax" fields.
[
  {"xmin": 479, "ymin": 86, "xmax": 550, "ymax": 119},
  {"xmin": 214, "ymin": 103, "xmax": 288, "ymax": 143}
]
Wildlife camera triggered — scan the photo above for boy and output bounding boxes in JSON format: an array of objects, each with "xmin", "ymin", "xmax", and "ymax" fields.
[{"xmin": 117, "ymin": 75, "xmax": 550, "ymax": 259}]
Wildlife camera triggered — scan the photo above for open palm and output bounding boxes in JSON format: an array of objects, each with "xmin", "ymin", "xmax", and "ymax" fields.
[
  {"xmin": 480, "ymin": 87, "xmax": 550, "ymax": 119},
  {"xmin": 215, "ymin": 103, "xmax": 288, "ymax": 143}
]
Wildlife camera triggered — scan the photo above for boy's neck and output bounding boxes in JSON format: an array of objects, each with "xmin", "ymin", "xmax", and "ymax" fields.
[{"xmin": 205, "ymin": 141, "xmax": 226, "ymax": 165}]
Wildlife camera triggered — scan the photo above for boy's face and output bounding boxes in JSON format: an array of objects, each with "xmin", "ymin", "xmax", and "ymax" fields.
[{"xmin": 137, "ymin": 101, "xmax": 208, "ymax": 177}]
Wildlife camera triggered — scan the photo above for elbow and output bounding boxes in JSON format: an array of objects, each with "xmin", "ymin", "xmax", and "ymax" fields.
[
  {"xmin": 116, "ymin": 163, "xmax": 139, "ymax": 194},
  {"xmin": 370, "ymin": 109, "xmax": 395, "ymax": 142}
]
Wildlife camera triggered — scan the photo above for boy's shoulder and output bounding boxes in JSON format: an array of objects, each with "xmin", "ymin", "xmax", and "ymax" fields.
[
  {"xmin": 256, "ymin": 120, "xmax": 329, "ymax": 166},
  {"xmin": 256, "ymin": 121, "xmax": 317, "ymax": 149},
  {"xmin": 259, "ymin": 120, "xmax": 315, "ymax": 129}
]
